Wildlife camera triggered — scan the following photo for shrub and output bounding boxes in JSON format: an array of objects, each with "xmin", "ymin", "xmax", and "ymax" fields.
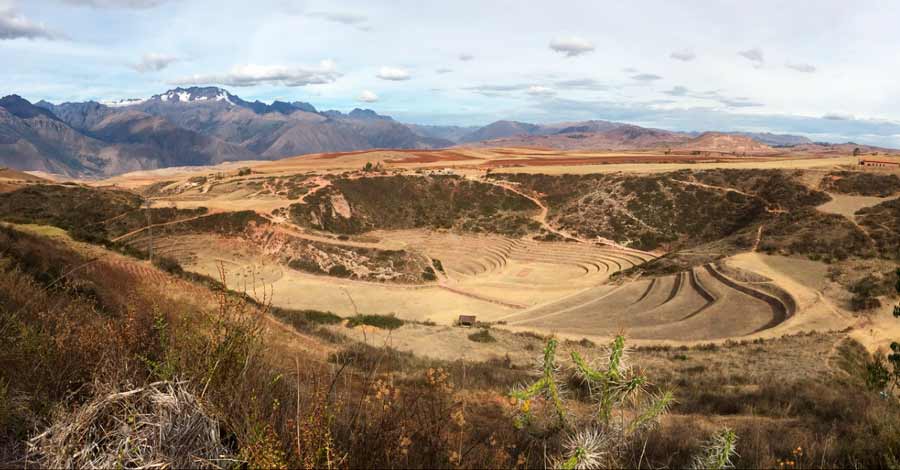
[
  {"xmin": 270, "ymin": 307, "xmax": 341, "ymax": 333},
  {"xmin": 468, "ymin": 329, "xmax": 496, "ymax": 343},
  {"xmin": 287, "ymin": 258, "xmax": 323, "ymax": 274},
  {"xmin": 151, "ymin": 256, "xmax": 183, "ymax": 275},
  {"xmin": 328, "ymin": 264, "xmax": 352, "ymax": 278},
  {"xmin": 346, "ymin": 314, "xmax": 403, "ymax": 330}
]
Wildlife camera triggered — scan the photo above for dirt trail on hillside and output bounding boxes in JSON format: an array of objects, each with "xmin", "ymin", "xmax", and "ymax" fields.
[
  {"xmin": 671, "ymin": 178, "xmax": 756, "ymax": 198},
  {"xmin": 110, "ymin": 211, "xmax": 222, "ymax": 242},
  {"xmin": 474, "ymin": 176, "xmax": 657, "ymax": 257}
]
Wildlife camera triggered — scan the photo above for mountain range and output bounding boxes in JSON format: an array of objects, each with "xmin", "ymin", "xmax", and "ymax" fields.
[{"xmin": 0, "ymin": 86, "xmax": 874, "ymax": 178}]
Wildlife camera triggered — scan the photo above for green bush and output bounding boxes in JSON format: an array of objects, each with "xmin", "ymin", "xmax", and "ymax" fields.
[
  {"xmin": 271, "ymin": 308, "xmax": 342, "ymax": 334},
  {"xmin": 346, "ymin": 314, "xmax": 403, "ymax": 330}
]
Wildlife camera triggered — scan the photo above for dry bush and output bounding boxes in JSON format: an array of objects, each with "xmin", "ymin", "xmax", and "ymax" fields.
[{"xmin": 28, "ymin": 381, "xmax": 232, "ymax": 469}]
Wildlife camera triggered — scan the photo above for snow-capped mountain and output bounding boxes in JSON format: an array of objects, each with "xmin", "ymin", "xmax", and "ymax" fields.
[
  {"xmin": 10, "ymin": 87, "xmax": 450, "ymax": 176},
  {"xmin": 150, "ymin": 87, "xmax": 237, "ymax": 105}
]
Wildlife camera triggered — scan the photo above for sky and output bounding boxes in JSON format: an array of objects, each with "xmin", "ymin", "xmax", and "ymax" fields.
[{"xmin": 4, "ymin": 0, "xmax": 900, "ymax": 146}]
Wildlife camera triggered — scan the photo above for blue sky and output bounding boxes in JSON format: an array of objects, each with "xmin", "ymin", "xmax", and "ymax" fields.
[{"xmin": 4, "ymin": 0, "xmax": 900, "ymax": 146}]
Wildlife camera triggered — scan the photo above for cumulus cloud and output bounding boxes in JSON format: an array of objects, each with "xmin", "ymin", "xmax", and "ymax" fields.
[
  {"xmin": 549, "ymin": 36, "xmax": 594, "ymax": 57},
  {"xmin": 738, "ymin": 48, "xmax": 764, "ymax": 67},
  {"xmin": 130, "ymin": 53, "xmax": 179, "ymax": 73},
  {"xmin": 376, "ymin": 66, "xmax": 411, "ymax": 81},
  {"xmin": 458, "ymin": 53, "xmax": 474, "ymax": 61},
  {"xmin": 823, "ymin": 113, "xmax": 853, "ymax": 120},
  {"xmin": 60, "ymin": 0, "xmax": 170, "ymax": 8},
  {"xmin": 670, "ymin": 49, "xmax": 696, "ymax": 61},
  {"xmin": 0, "ymin": 7, "xmax": 58, "ymax": 40},
  {"xmin": 631, "ymin": 73, "xmax": 662, "ymax": 81},
  {"xmin": 171, "ymin": 60, "xmax": 340, "ymax": 87},
  {"xmin": 786, "ymin": 62, "xmax": 816, "ymax": 73},
  {"xmin": 526, "ymin": 85, "xmax": 555, "ymax": 97},
  {"xmin": 306, "ymin": 11, "xmax": 370, "ymax": 30},
  {"xmin": 435, "ymin": 67, "xmax": 453, "ymax": 74},
  {"xmin": 357, "ymin": 90, "xmax": 378, "ymax": 103}
]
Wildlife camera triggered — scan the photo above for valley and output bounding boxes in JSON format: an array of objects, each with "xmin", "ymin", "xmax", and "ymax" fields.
[
  {"xmin": 5, "ymin": 147, "xmax": 894, "ymax": 351},
  {"xmin": 4, "ymin": 141, "xmax": 900, "ymax": 469}
]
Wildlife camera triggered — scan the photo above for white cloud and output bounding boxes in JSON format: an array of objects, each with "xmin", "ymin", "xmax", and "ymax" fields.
[
  {"xmin": 171, "ymin": 60, "xmax": 340, "ymax": 87},
  {"xmin": 549, "ymin": 36, "xmax": 594, "ymax": 57},
  {"xmin": 670, "ymin": 49, "xmax": 695, "ymax": 61},
  {"xmin": 458, "ymin": 53, "xmax": 473, "ymax": 61},
  {"xmin": 738, "ymin": 48, "xmax": 764, "ymax": 67},
  {"xmin": 664, "ymin": 85, "xmax": 689, "ymax": 96},
  {"xmin": 786, "ymin": 62, "xmax": 816, "ymax": 73},
  {"xmin": 631, "ymin": 73, "xmax": 662, "ymax": 81},
  {"xmin": 464, "ymin": 83, "xmax": 531, "ymax": 97},
  {"xmin": 435, "ymin": 67, "xmax": 453, "ymax": 74},
  {"xmin": 130, "ymin": 52, "xmax": 178, "ymax": 73},
  {"xmin": 358, "ymin": 90, "xmax": 378, "ymax": 102},
  {"xmin": 306, "ymin": 11, "xmax": 370, "ymax": 30},
  {"xmin": 376, "ymin": 66, "xmax": 410, "ymax": 81},
  {"xmin": 526, "ymin": 85, "xmax": 555, "ymax": 96},
  {"xmin": 60, "ymin": 0, "xmax": 170, "ymax": 8},
  {"xmin": 0, "ymin": 7, "xmax": 57, "ymax": 40},
  {"xmin": 554, "ymin": 78, "xmax": 607, "ymax": 91}
]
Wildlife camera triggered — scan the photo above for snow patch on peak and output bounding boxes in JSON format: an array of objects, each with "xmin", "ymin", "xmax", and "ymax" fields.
[
  {"xmin": 214, "ymin": 90, "xmax": 234, "ymax": 105},
  {"xmin": 153, "ymin": 87, "xmax": 236, "ymax": 106},
  {"xmin": 102, "ymin": 98, "xmax": 147, "ymax": 108}
]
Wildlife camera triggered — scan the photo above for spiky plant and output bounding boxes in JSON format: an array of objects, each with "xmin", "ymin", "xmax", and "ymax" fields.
[
  {"xmin": 691, "ymin": 428, "xmax": 738, "ymax": 470},
  {"xmin": 556, "ymin": 428, "xmax": 610, "ymax": 470},
  {"xmin": 510, "ymin": 338, "xmax": 567, "ymax": 428},
  {"xmin": 510, "ymin": 335, "xmax": 679, "ymax": 468},
  {"xmin": 571, "ymin": 335, "xmax": 674, "ymax": 434}
]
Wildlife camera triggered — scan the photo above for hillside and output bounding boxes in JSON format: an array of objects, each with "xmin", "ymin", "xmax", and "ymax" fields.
[
  {"xmin": 677, "ymin": 132, "xmax": 775, "ymax": 153},
  {"xmin": 463, "ymin": 123, "xmax": 691, "ymax": 150}
]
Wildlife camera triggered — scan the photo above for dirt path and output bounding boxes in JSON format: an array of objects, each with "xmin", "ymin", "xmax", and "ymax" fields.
[
  {"xmin": 436, "ymin": 284, "xmax": 528, "ymax": 309},
  {"xmin": 752, "ymin": 224, "xmax": 764, "ymax": 252},
  {"xmin": 262, "ymin": 217, "xmax": 406, "ymax": 251},
  {"xmin": 671, "ymin": 177, "xmax": 756, "ymax": 198},
  {"xmin": 474, "ymin": 176, "xmax": 657, "ymax": 257},
  {"xmin": 296, "ymin": 176, "xmax": 332, "ymax": 204},
  {"xmin": 110, "ymin": 211, "xmax": 221, "ymax": 243}
]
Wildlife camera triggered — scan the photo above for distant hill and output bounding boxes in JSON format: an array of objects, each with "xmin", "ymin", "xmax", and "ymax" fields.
[
  {"xmin": 461, "ymin": 122, "xmax": 691, "ymax": 150},
  {"xmin": 728, "ymin": 132, "xmax": 812, "ymax": 147},
  {"xmin": 459, "ymin": 120, "xmax": 546, "ymax": 143},
  {"xmin": 676, "ymin": 132, "xmax": 775, "ymax": 153},
  {"xmin": 0, "ymin": 86, "xmax": 885, "ymax": 177}
]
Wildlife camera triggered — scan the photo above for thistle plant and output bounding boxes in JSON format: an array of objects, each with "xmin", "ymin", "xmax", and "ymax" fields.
[{"xmin": 691, "ymin": 428, "xmax": 738, "ymax": 470}]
